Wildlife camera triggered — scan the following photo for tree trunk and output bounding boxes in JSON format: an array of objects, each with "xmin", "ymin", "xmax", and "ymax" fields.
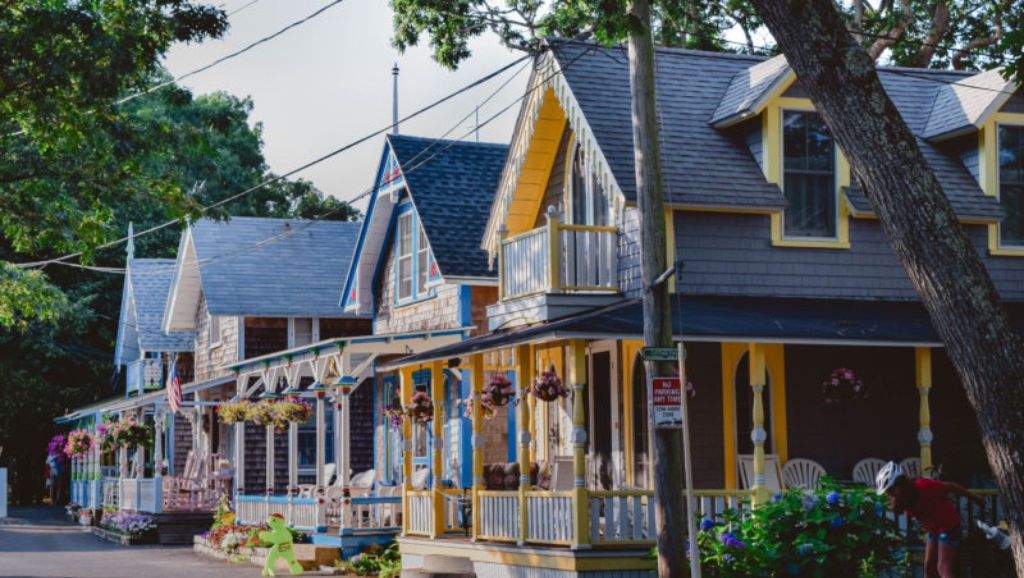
[
  {"xmin": 626, "ymin": 1, "xmax": 686, "ymax": 576},
  {"xmin": 749, "ymin": 0, "xmax": 1024, "ymax": 572}
]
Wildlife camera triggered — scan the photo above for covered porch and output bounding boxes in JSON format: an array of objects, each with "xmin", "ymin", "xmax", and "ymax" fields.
[
  {"xmin": 222, "ymin": 328, "xmax": 466, "ymax": 547},
  {"xmin": 380, "ymin": 296, "xmax": 1015, "ymax": 575}
]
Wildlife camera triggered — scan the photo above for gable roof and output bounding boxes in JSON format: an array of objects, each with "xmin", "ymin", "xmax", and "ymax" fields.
[
  {"xmin": 545, "ymin": 40, "xmax": 1001, "ymax": 221},
  {"xmin": 131, "ymin": 259, "xmax": 195, "ymax": 351},
  {"xmin": 387, "ymin": 134, "xmax": 508, "ymax": 279},
  {"xmin": 164, "ymin": 217, "xmax": 361, "ymax": 329},
  {"xmin": 710, "ymin": 55, "xmax": 791, "ymax": 127},
  {"xmin": 923, "ymin": 68, "xmax": 1015, "ymax": 141}
]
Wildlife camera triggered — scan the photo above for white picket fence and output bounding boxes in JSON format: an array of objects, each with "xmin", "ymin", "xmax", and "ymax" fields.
[
  {"xmin": 235, "ymin": 495, "xmax": 325, "ymax": 531},
  {"xmin": 406, "ymin": 491, "xmax": 433, "ymax": 536},
  {"xmin": 478, "ymin": 491, "xmax": 519, "ymax": 542},
  {"xmin": 525, "ymin": 492, "xmax": 575, "ymax": 544}
]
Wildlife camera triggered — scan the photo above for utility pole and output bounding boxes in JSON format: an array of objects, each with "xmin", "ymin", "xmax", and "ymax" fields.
[
  {"xmin": 626, "ymin": 0, "xmax": 686, "ymax": 576},
  {"xmin": 392, "ymin": 63, "xmax": 400, "ymax": 135}
]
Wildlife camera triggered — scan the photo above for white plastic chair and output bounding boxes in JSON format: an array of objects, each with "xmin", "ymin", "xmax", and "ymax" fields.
[
  {"xmin": 410, "ymin": 467, "xmax": 430, "ymax": 490},
  {"xmin": 737, "ymin": 454, "xmax": 783, "ymax": 491},
  {"xmin": 781, "ymin": 458, "xmax": 826, "ymax": 490},
  {"xmin": 551, "ymin": 456, "xmax": 575, "ymax": 491},
  {"xmin": 900, "ymin": 457, "xmax": 922, "ymax": 479},
  {"xmin": 852, "ymin": 458, "xmax": 886, "ymax": 486}
]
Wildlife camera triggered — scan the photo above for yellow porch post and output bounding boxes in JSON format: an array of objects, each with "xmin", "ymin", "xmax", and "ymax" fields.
[
  {"xmin": 568, "ymin": 339, "xmax": 590, "ymax": 548},
  {"xmin": 400, "ymin": 366, "xmax": 414, "ymax": 536},
  {"xmin": 748, "ymin": 343, "xmax": 770, "ymax": 504},
  {"xmin": 470, "ymin": 354, "xmax": 484, "ymax": 541},
  {"xmin": 516, "ymin": 344, "xmax": 534, "ymax": 545},
  {"xmin": 915, "ymin": 348, "xmax": 934, "ymax": 477},
  {"xmin": 430, "ymin": 360, "xmax": 445, "ymax": 538}
]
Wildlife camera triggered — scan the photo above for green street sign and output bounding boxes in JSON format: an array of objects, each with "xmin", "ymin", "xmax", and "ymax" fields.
[{"xmin": 641, "ymin": 347, "xmax": 678, "ymax": 361}]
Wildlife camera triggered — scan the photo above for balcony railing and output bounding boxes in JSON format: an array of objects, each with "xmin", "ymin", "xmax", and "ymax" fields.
[
  {"xmin": 499, "ymin": 212, "xmax": 618, "ymax": 301},
  {"xmin": 126, "ymin": 359, "xmax": 165, "ymax": 394}
]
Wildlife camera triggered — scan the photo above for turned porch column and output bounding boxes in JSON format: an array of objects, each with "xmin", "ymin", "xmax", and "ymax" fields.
[
  {"xmin": 516, "ymin": 343, "xmax": 534, "ymax": 546},
  {"xmin": 400, "ymin": 366, "xmax": 414, "ymax": 536},
  {"xmin": 430, "ymin": 360, "xmax": 445, "ymax": 538},
  {"xmin": 915, "ymin": 347, "xmax": 934, "ymax": 477},
  {"xmin": 568, "ymin": 339, "xmax": 590, "ymax": 549},
  {"xmin": 470, "ymin": 354, "xmax": 484, "ymax": 541},
  {"xmin": 234, "ymin": 421, "xmax": 245, "ymax": 496},
  {"xmin": 749, "ymin": 342, "xmax": 770, "ymax": 504},
  {"xmin": 265, "ymin": 425, "xmax": 275, "ymax": 494},
  {"xmin": 288, "ymin": 422, "xmax": 298, "ymax": 490},
  {"xmin": 153, "ymin": 409, "xmax": 165, "ymax": 479}
]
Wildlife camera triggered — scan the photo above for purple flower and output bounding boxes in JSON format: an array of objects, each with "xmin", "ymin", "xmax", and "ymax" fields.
[
  {"xmin": 723, "ymin": 554, "xmax": 734, "ymax": 563},
  {"xmin": 720, "ymin": 532, "xmax": 746, "ymax": 549},
  {"xmin": 830, "ymin": 515, "xmax": 845, "ymax": 529},
  {"xmin": 699, "ymin": 518, "xmax": 715, "ymax": 531},
  {"xmin": 771, "ymin": 492, "xmax": 783, "ymax": 503},
  {"xmin": 826, "ymin": 491, "xmax": 841, "ymax": 506}
]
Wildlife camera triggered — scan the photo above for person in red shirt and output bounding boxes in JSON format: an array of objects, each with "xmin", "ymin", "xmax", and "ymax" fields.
[{"xmin": 876, "ymin": 461, "xmax": 982, "ymax": 578}]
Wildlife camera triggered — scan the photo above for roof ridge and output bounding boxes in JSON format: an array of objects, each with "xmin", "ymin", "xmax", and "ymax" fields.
[{"xmin": 387, "ymin": 133, "xmax": 509, "ymax": 148}]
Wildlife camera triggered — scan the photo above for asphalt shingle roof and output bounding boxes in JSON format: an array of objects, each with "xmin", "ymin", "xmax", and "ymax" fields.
[
  {"xmin": 923, "ymin": 68, "xmax": 1013, "ymax": 140},
  {"xmin": 131, "ymin": 258, "xmax": 195, "ymax": 351},
  {"xmin": 548, "ymin": 40, "xmax": 1002, "ymax": 220},
  {"xmin": 191, "ymin": 216, "xmax": 361, "ymax": 317},
  {"xmin": 387, "ymin": 134, "xmax": 508, "ymax": 279},
  {"xmin": 711, "ymin": 55, "xmax": 790, "ymax": 126}
]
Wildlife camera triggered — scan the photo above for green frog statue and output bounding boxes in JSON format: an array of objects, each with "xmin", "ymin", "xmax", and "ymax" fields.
[{"xmin": 259, "ymin": 513, "xmax": 303, "ymax": 576}]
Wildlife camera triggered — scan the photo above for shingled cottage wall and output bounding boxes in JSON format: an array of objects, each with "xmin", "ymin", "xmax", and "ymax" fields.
[{"xmin": 192, "ymin": 293, "xmax": 239, "ymax": 383}]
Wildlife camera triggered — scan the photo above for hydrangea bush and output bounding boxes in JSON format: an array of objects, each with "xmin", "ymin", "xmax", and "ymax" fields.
[{"xmin": 697, "ymin": 480, "xmax": 907, "ymax": 577}]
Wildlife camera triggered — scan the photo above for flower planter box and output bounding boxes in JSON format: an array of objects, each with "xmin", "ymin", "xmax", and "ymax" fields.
[
  {"xmin": 192, "ymin": 535, "xmax": 339, "ymax": 571},
  {"xmin": 90, "ymin": 526, "xmax": 157, "ymax": 546}
]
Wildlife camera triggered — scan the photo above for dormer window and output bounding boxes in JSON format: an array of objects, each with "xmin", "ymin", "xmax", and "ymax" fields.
[
  {"xmin": 208, "ymin": 313, "xmax": 222, "ymax": 348},
  {"xmin": 998, "ymin": 125, "xmax": 1024, "ymax": 246},
  {"xmin": 782, "ymin": 111, "xmax": 836, "ymax": 238}
]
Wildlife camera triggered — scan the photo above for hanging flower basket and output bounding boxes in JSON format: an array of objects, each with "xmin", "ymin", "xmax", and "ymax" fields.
[
  {"xmin": 822, "ymin": 367, "xmax": 868, "ymax": 404},
  {"xmin": 218, "ymin": 401, "xmax": 251, "ymax": 424},
  {"xmin": 531, "ymin": 365, "xmax": 569, "ymax": 402},
  {"xmin": 48, "ymin": 434, "xmax": 68, "ymax": 461},
  {"xmin": 64, "ymin": 430, "xmax": 93, "ymax": 457},
  {"xmin": 246, "ymin": 400, "xmax": 276, "ymax": 427},
  {"xmin": 271, "ymin": 397, "xmax": 313, "ymax": 425},
  {"xmin": 404, "ymin": 391, "xmax": 434, "ymax": 423},
  {"xmin": 101, "ymin": 418, "xmax": 151, "ymax": 451}
]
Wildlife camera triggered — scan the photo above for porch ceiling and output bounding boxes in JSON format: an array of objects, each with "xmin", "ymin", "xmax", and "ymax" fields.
[{"xmin": 379, "ymin": 296, "xmax": 1024, "ymax": 368}]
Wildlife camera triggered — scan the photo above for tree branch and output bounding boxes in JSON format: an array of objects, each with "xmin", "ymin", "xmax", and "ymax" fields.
[
  {"xmin": 914, "ymin": 0, "xmax": 950, "ymax": 67},
  {"xmin": 866, "ymin": 0, "xmax": 913, "ymax": 60}
]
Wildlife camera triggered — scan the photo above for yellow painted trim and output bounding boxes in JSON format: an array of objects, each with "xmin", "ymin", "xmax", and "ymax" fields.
[
  {"xmin": 399, "ymin": 365, "xmax": 414, "ymax": 535},
  {"xmin": 720, "ymin": 343, "xmax": 746, "ymax": 490},
  {"xmin": 470, "ymin": 353, "xmax": 484, "ymax": 539},
  {"xmin": 559, "ymin": 223, "xmax": 619, "ymax": 233},
  {"xmin": 507, "ymin": 88, "xmax": 568, "ymax": 236},
  {"xmin": 516, "ymin": 343, "xmax": 533, "ymax": 544},
  {"xmin": 568, "ymin": 339, "xmax": 590, "ymax": 548},
  {"xmin": 430, "ymin": 360, "xmax": 445, "ymax": 538},
  {"xmin": 993, "ymin": 111, "xmax": 1024, "ymax": 124},
  {"xmin": 748, "ymin": 343, "xmax": 769, "ymax": 504},
  {"xmin": 665, "ymin": 208, "xmax": 676, "ymax": 292},
  {"xmin": 765, "ymin": 344, "xmax": 788, "ymax": 465},
  {"xmin": 620, "ymin": 339, "xmax": 644, "ymax": 487},
  {"xmin": 398, "ymin": 538, "xmax": 657, "ymax": 571}
]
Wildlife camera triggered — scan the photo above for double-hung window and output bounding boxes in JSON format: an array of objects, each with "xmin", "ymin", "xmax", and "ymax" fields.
[
  {"xmin": 397, "ymin": 213, "xmax": 414, "ymax": 301},
  {"xmin": 783, "ymin": 111, "xmax": 837, "ymax": 238},
  {"xmin": 998, "ymin": 125, "xmax": 1024, "ymax": 246},
  {"xmin": 416, "ymin": 225, "xmax": 429, "ymax": 294}
]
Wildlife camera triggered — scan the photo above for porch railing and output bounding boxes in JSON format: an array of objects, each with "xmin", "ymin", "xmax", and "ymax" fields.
[
  {"xmin": 235, "ymin": 495, "xmax": 326, "ymax": 532},
  {"xmin": 405, "ymin": 490, "xmax": 434, "ymax": 536},
  {"xmin": 525, "ymin": 491, "xmax": 575, "ymax": 544},
  {"xmin": 589, "ymin": 490, "xmax": 656, "ymax": 545},
  {"xmin": 126, "ymin": 358, "xmax": 164, "ymax": 394},
  {"xmin": 102, "ymin": 477, "xmax": 120, "ymax": 510},
  {"xmin": 338, "ymin": 496, "xmax": 403, "ymax": 533},
  {"xmin": 478, "ymin": 491, "xmax": 519, "ymax": 542},
  {"xmin": 499, "ymin": 215, "xmax": 619, "ymax": 300}
]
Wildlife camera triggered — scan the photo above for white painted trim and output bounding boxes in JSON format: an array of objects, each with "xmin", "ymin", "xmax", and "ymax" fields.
[
  {"xmin": 442, "ymin": 276, "xmax": 499, "ymax": 286},
  {"xmin": 236, "ymin": 316, "xmax": 246, "ymax": 362}
]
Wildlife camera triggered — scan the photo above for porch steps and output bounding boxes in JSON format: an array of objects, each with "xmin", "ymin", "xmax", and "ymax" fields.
[{"xmin": 153, "ymin": 512, "xmax": 213, "ymax": 545}]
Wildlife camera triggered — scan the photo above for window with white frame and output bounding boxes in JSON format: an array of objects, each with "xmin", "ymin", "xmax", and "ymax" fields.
[
  {"xmin": 782, "ymin": 111, "xmax": 837, "ymax": 238},
  {"xmin": 416, "ymin": 225, "xmax": 429, "ymax": 294},
  {"xmin": 208, "ymin": 313, "xmax": 222, "ymax": 347},
  {"xmin": 293, "ymin": 318, "xmax": 314, "ymax": 347},
  {"xmin": 396, "ymin": 213, "xmax": 413, "ymax": 300},
  {"xmin": 998, "ymin": 124, "xmax": 1024, "ymax": 246},
  {"xmin": 568, "ymin": 141, "xmax": 609, "ymax": 226}
]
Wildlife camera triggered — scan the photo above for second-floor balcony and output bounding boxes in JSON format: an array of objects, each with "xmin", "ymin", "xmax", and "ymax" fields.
[
  {"xmin": 126, "ymin": 356, "xmax": 194, "ymax": 395},
  {"xmin": 489, "ymin": 212, "xmax": 621, "ymax": 330}
]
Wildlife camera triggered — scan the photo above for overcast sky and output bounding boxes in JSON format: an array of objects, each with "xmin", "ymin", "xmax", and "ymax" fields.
[{"xmin": 163, "ymin": 0, "xmax": 529, "ymax": 212}]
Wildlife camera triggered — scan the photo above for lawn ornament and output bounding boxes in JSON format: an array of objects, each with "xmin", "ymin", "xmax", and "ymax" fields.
[{"xmin": 259, "ymin": 513, "xmax": 302, "ymax": 576}]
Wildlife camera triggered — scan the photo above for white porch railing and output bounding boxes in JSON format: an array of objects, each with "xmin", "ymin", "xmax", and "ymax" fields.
[
  {"xmin": 338, "ymin": 496, "xmax": 403, "ymax": 533},
  {"xmin": 525, "ymin": 491, "xmax": 575, "ymax": 544},
  {"xmin": 116, "ymin": 478, "xmax": 164, "ymax": 513},
  {"xmin": 589, "ymin": 490, "xmax": 655, "ymax": 545},
  {"xmin": 235, "ymin": 495, "xmax": 326, "ymax": 532},
  {"xmin": 500, "ymin": 217, "xmax": 619, "ymax": 300},
  {"xmin": 126, "ymin": 358, "xmax": 164, "ymax": 394},
  {"xmin": 102, "ymin": 477, "xmax": 120, "ymax": 510},
  {"xmin": 406, "ymin": 491, "xmax": 434, "ymax": 536},
  {"xmin": 478, "ymin": 491, "xmax": 519, "ymax": 542}
]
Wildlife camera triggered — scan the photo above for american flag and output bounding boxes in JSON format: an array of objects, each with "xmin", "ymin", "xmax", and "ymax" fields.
[{"xmin": 167, "ymin": 353, "xmax": 182, "ymax": 414}]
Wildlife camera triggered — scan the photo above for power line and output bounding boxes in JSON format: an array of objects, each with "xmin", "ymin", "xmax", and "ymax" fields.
[
  {"xmin": 12, "ymin": 54, "xmax": 534, "ymax": 270},
  {"xmin": 227, "ymin": 0, "xmax": 263, "ymax": 17}
]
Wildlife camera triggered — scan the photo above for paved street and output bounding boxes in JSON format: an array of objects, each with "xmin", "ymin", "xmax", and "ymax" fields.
[{"xmin": 0, "ymin": 507, "xmax": 265, "ymax": 578}]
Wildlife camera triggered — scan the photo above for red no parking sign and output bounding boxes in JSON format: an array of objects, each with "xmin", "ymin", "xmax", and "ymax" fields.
[{"xmin": 652, "ymin": 377, "xmax": 682, "ymax": 429}]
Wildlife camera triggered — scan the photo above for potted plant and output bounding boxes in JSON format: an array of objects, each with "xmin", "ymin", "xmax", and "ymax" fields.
[
  {"xmin": 531, "ymin": 365, "xmax": 569, "ymax": 402},
  {"xmin": 272, "ymin": 397, "xmax": 313, "ymax": 427},
  {"xmin": 384, "ymin": 399, "xmax": 404, "ymax": 429},
  {"xmin": 822, "ymin": 367, "xmax": 868, "ymax": 404},
  {"xmin": 478, "ymin": 373, "xmax": 514, "ymax": 419},
  {"xmin": 218, "ymin": 401, "xmax": 251, "ymax": 424}
]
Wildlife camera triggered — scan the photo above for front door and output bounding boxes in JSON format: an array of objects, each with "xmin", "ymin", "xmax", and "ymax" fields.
[{"xmin": 588, "ymin": 342, "xmax": 619, "ymax": 490}]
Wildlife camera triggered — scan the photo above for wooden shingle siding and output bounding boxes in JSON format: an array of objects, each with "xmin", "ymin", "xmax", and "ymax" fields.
[
  {"xmin": 674, "ymin": 211, "xmax": 1024, "ymax": 300},
  {"xmin": 349, "ymin": 381, "xmax": 375, "ymax": 475},
  {"xmin": 319, "ymin": 317, "xmax": 372, "ymax": 340},
  {"xmin": 373, "ymin": 243, "xmax": 465, "ymax": 334},
  {"xmin": 1001, "ymin": 88, "xmax": 1024, "ymax": 114},
  {"xmin": 192, "ymin": 293, "xmax": 239, "ymax": 383},
  {"xmin": 686, "ymin": 342, "xmax": 725, "ymax": 489},
  {"xmin": 172, "ymin": 410, "xmax": 193, "ymax": 476},
  {"xmin": 532, "ymin": 129, "xmax": 570, "ymax": 229},
  {"xmin": 243, "ymin": 317, "xmax": 287, "ymax": 359},
  {"xmin": 617, "ymin": 207, "xmax": 643, "ymax": 299}
]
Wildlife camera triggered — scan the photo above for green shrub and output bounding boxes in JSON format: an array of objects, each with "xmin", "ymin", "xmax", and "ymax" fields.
[
  {"xmin": 696, "ymin": 480, "xmax": 908, "ymax": 577},
  {"xmin": 337, "ymin": 542, "xmax": 401, "ymax": 577}
]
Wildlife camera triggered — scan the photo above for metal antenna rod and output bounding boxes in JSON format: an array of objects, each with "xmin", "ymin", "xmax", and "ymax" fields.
[{"xmin": 392, "ymin": 63, "xmax": 400, "ymax": 135}]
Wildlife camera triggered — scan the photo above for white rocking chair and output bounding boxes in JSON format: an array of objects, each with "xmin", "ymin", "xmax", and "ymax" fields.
[
  {"xmin": 737, "ymin": 454, "xmax": 783, "ymax": 492},
  {"xmin": 780, "ymin": 458, "xmax": 826, "ymax": 490},
  {"xmin": 852, "ymin": 458, "xmax": 887, "ymax": 486},
  {"xmin": 900, "ymin": 457, "xmax": 922, "ymax": 479}
]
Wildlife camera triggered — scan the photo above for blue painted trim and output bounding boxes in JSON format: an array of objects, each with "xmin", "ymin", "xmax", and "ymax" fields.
[
  {"xmin": 506, "ymin": 369, "xmax": 517, "ymax": 462},
  {"xmin": 459, "ymin": 285, "xmax": 472, "ymax": 328},
  {"xmin": 459, "ymin": 368, "xmax": 473, "ymax": 488},
  {"xmin": 371, "ymin": 364, "xmax": 378, "ymax": 481},
  {"xmin": 237, "ymin": 495, "xmax": 317, "ymax": 505},
  {"xmin": 340, "ymin": 145, "xmax": 393, "ymax": 310}
]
